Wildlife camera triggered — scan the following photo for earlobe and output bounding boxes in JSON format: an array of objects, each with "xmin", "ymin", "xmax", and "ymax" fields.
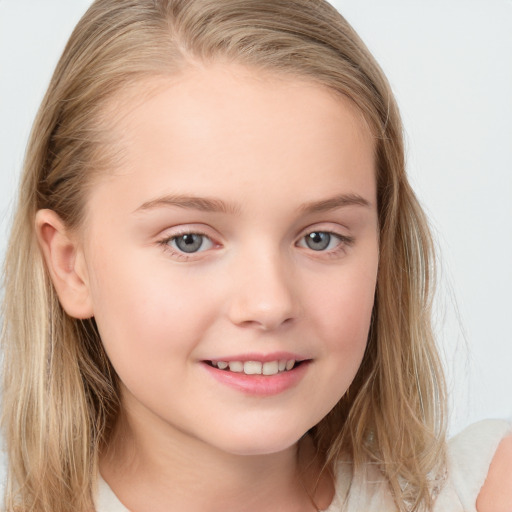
[{"xmin": 35, "ymin": 209, "xmax": 94, "ymax": 319}]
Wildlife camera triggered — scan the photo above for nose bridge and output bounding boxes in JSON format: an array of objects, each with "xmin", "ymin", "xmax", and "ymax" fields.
[{"xmin": 228, "ymin": 242, "xmax": 298, "ymax": 330}]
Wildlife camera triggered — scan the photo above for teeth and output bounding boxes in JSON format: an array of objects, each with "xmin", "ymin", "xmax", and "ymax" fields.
[
  {"xmin": 228, "ymin": 361, "xmax": 244, "ymax": 373},
  {"xmin": 212, "ymin": 359, "xmax": 297, "ymax": 375},
  {"xmin": 262, "ymin": 361, "xmax": 279, "ymax": 375},
  {"xmin": 244, "ymin": 361, "xmax": 262, "ymax": 375}
]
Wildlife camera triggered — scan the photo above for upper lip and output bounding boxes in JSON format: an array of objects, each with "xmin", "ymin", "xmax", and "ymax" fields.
[{"xmin": 202, "ymin": 352, "xmax": 309, "ymax": 363}]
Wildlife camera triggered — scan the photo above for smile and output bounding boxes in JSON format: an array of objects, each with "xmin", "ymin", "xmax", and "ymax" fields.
[
  {"xmin": 203, "ymin": 357, "xmax": 310, "ymax": 395},
  {"xmin": 207, "ymin": 359, "xmax": 298, "ymax": 376}
]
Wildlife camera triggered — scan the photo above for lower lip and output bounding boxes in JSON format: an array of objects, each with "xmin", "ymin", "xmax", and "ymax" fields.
[{"xmin": 202, "ymin": 362, "xmax": 309, "ymax": 396}]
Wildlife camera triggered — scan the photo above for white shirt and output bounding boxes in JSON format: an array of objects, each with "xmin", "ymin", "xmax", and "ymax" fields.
[{"xmin": 96, "ymin": 419, "xmax": 511, "ymax": 512}]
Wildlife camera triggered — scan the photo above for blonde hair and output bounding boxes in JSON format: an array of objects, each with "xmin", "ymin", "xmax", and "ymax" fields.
[{"xmin": 1, "ymin": 1, "xmax": 447, "ymax": 510}]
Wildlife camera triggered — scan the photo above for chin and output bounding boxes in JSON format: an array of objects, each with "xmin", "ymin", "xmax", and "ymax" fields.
[{"xmin": 209, "ymin": 424, "xmax": 310, "ymax": 457}]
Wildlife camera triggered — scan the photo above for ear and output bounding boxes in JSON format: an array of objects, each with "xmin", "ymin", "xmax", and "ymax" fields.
[{"xmin": 35, "ymin": 209, "xmax": 94, "ymax": 319}]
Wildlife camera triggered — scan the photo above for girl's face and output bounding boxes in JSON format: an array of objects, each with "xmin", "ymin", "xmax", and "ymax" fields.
[{"xmin": 79, "ymin": 64, "xmax": 379, "ymax": 456}]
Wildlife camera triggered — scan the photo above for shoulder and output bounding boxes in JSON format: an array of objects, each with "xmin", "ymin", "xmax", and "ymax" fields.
[
  {"xmin": 440, "ymin": 419, "xmax": 511, "ymax": 512},
  {"xmin": 476, "ymin": 433, "xmax": 512, "ymax": 512}
]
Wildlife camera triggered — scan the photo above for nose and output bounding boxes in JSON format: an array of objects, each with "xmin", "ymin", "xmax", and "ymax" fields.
[{"xmin": 227, "ymin": 250, "xmax": 299, "ymax": 331}]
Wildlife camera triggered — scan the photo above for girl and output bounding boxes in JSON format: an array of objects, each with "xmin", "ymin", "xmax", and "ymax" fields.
[{"xmin": 1, "ymin": 1, "xmax": 510, "ymax": 511}]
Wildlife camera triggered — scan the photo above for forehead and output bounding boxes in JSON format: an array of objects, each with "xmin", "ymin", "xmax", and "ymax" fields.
[{"xmin": 91, "ymin": 63, "xmax": 376, "ymax": 214}]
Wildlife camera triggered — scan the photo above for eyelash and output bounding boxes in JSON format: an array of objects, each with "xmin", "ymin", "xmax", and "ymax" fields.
[
  {"xmin": 296, "ymin": 231, "xmax": 354, "ymax": 258},
  {"xmin": 157, "ymin": 229, "xmax": 214, "ymax": 261},
  {"xmin": 157, "ymin": 229, "xmax": 354, "ymax": 260}
]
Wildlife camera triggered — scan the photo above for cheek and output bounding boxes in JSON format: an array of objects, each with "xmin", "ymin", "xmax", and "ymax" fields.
[
  {"xmin": 330, "ymin": 279, "xmax": 375, "ymax": 341},
  {"xmin": 296, "ymin": 261, "xmax": 377, "ymax": 424},
  {"xmin": 308, "ymin": 259, "xmax": 377, "ymax": 354},
  {"xmin": 86, "ymin": 249, "xmax": 220, "ymax": 367}
]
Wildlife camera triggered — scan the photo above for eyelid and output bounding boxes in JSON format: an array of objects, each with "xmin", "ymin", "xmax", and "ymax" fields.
[
  {"xmin": 295, "ymin": 225, "xmax": 355, "ymax": 255},
  {"xmin": 296, "ymin": 231, "xmax": 353, "ymax": 247},
  {"xmin": 154, "ymin": 223, "xmax": 354, "ymax": 260},
  {"xmin": 156, "ymin": 225, "xmax": 221, "ymax": 260},
  {"xmin": 170, "ymin": 233, "xmax": 214, "ymax": 253},
  {"xmin": 297, "ymin": 222, "xmax": 354, "ymax": 242}
]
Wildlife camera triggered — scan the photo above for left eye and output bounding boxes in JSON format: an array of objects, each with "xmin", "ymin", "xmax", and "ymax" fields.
[
  {"xmin": 168, "ymin": 233, "xmax": 214, "ymax": 253},
  {"xmin": 298, "ymin": 231, "xmax": 341, "ymax": 251}
]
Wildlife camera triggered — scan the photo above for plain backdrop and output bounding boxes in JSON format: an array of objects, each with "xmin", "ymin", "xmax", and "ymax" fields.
[{"xmin": 0, "ymin": 0, "xmax": 511, "ymax": 463}]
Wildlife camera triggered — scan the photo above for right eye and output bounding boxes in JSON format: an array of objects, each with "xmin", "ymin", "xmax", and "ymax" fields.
[{"xmin": 167, "ymin": 233, "xmax": 214, "ymax": 254}]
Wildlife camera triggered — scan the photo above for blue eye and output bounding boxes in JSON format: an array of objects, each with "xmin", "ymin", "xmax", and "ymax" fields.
[
  {"xmin": 304, "ymin": 232, "xmax": 332, "ymax": 251},
  {"xmin": 299, "ymin": 231, "xmax": 343, "ymax": 251},
  {"xmin": 170, "ymin": 233, "xmax": 213, "ymax": 253}
]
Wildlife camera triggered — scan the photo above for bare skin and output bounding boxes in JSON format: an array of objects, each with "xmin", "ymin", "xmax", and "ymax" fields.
[
  {"xmin": 37, "ymin": 63, "xmax": 378, "ymax": 511},
  {"xmin": 35, "ymin": 62, "xmax": 512, "ymax": 511},
  {"xmin": 477, "ymin": 434, "xmax": 512, "ymax": 512}
]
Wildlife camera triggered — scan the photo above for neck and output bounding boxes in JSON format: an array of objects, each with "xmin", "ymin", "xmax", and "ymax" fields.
[{"xmin": 100, "ymin": 401, "xmax": 331, "ymax": 512}]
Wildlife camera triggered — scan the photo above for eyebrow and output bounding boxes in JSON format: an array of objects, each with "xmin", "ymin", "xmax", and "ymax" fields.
[
  {"xmin": 134, "ymin": 192, "xmax": 371, "ymax": 215},
  {"xmin": 135, "ymin": 195, "xmax": 241, "ymax": 215},
  {"xmin": 298, "ymin": 193, "xmax": 372, "ymax": 214}
]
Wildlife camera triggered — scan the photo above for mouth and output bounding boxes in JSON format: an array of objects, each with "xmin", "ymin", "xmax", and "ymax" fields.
[{"xmin": 205, "ymin": 359, "xmax": 304, "ymax": 376}]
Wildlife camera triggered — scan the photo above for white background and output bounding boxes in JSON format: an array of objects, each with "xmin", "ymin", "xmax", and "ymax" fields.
[{"xmin": 0, "ymin": 0, "xmax": 511, "ymax": 446}]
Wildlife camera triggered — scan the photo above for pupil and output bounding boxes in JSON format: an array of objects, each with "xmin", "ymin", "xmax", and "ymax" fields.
[
  {"xmin": 176, "ymin": 234, "xmax": 203, "ymax": 253},
  {"xmin": 306, "ymin": 232, "xmax": 330, "ymax": 251}
]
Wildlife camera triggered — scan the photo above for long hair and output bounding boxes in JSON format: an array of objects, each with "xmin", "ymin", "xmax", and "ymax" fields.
[{"xmin": 1, "ymin": 1, "xmax": 446, "ymax": 510}]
